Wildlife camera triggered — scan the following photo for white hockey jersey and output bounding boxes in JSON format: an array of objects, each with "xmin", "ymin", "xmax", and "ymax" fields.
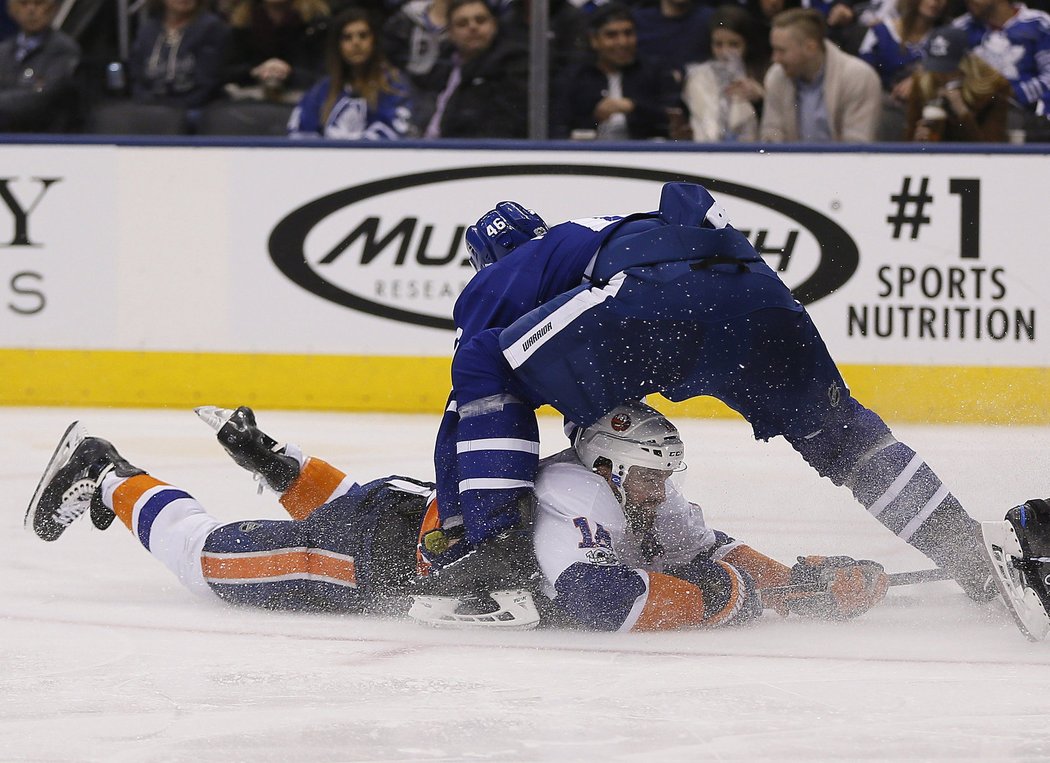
[{"xmin": 532, "ymin": 450, "xmax": 747, "ymax": 630}]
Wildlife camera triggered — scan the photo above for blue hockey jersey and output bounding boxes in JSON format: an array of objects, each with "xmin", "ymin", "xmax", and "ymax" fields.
[
  {"xmin": 453, "ymin": 215, "xmax": 653, "ymax": 346},
  {"xmin": 954, "ymin": 5, "xmax": 1050, "ymax": 114},
  {"xmin": 288, "ymin": 72, "xmax": 413, "ymax": 139},
  {"xmin": 859, "ymin": 21, "xmax": 927, "ymax": 90},
  {"xmin": 434, "ymin": 183, "xmax": 811, "ymax": 544}
]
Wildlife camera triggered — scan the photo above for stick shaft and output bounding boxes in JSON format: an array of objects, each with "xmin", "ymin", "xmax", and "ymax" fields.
[
  {"xmin": 887, "ymin": 567, "xmax": 952, "ymax": 586},
  {"xmin": 762, "ymin": 567, "xmax": 951, "ymax": 599}
]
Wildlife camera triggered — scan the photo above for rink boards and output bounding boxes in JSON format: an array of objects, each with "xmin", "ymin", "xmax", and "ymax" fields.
[{"xmin": 0, "ymin": 140, "xmax": 1047, "ymax": 423}]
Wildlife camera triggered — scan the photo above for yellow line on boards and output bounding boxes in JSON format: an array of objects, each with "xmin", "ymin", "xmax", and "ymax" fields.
[{"xmin": 1, "ymin": 349, "xmax": 1047, "ymax": 424}]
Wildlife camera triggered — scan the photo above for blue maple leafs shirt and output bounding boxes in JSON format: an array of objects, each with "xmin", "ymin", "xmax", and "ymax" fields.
[
  {"xmin": 288, "ymin": 72, "xmax": 413, "ymax": 139},
  {"xmin": 954, "ymin": 5, "xmax": 1050, "ymax": 115}
]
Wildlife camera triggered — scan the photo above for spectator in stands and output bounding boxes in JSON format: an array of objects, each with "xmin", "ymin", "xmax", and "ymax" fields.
[
  {"xmin": 761, "ymin": 7, "xmax": 882, "ymax": 141},
  {"xmin": 953, "ymin": 0, "xmax": 1050, "ymax": 138},
  {"xmin": 423, "ymin": 0, "xmax": 528, "ymax": 138},
  {"xmin": 905, "ymin": 24, "xmax": 1011, "ymax": 140},
  {"xmin": 633, "ymin": 0, "xmax": 713, "ymax": 84},
  {"xmin": 383, "ymin": 0, "xmax": 447, "ymax": 84},
  {"xmin": 552, "ymin": 3, "xmax": 679, "ymax": 139},
  {"xmin": 0, "ymin": 0, "xmax": 80, "ymax": 131},
  {"xmin": 222, "ymin": 0, "xmax": 330, "ymax": 103},
  {"xmin": 383, "ymin": 0, "xmax": 450, "ymax": 132},
  {"xmin": 682, "ymin": 3, "xmax": 765, "ymax": 141},
  {"xmin": 747, "ymin": 0, "xmax": 800, "ymax": 74},
  {"xmin": 288, "ymin": 6, "xmax": 412, "ymax": 138},
  {"xmin": 860, "ymin": 0, "xmax": 950, "ymax": 93},
  {"xmin": 800, "ymin": 0, "xmax": 868, "ymax": 54},
  {"xmin": 131, "ymin": 0, "xmax": 230, "ymax": 110},
  {"xmin": 194, "ymin": 0, "xmax": 330, "ymax": 134},
  {"xmin": 859, "ymin": 0, "xmax": 951, "ymax": 138},
  {"xmin": 90, "ymin": 0, "xmax": 231, "ymax": 133}
]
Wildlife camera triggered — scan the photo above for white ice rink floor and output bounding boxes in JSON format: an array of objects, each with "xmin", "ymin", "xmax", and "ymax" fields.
[{"xmin": 4, "ymin": 406, "xmax": 1050, "ymax": 762}]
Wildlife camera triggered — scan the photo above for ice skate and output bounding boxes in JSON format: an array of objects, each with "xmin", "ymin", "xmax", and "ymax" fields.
[
  {"xmin": 195, "ymin": 406, "xmax": 299, "ymax": 492},
  {"xmin": 981, "ymin": 499, "xmax": 1050, "ymax": 641},
  {"xmin": 408, "ymin": 523, "xmax": 542, "ymax": 630},
  {"xmin": 25, "ymin": 423, "xmax": 143, "ymax": 542}
]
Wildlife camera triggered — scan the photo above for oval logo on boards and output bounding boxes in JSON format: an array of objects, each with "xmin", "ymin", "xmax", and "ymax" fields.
[{"xmin": 268, "ymin": 164, "xmax": 860, "ymax": 331}]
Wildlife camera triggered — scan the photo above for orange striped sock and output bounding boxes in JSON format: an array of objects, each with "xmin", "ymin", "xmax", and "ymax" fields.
[
  {"xmin": 109, "ymin": 475, "xmax": 167, "ymax": 531},
  {"xmin": 279, "ymin": 458, "xmax": 349, "ymax": 520}
]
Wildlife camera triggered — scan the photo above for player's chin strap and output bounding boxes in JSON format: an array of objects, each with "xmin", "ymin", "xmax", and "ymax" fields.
[{"xmin": 408, "ymin": 589, "xmax": 541, "ymax": 630}]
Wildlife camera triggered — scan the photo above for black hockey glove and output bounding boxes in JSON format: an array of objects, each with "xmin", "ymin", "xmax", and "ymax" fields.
[
  {"xmin": 769, "ymin": 555, "xmax": 889, "ymax": 620},
  {"xmin": 413, "ymin": 526, "xmax": 540, "ymax": 597}
]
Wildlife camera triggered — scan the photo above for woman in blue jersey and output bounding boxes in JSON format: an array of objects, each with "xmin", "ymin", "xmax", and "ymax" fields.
[
  {"xmin": 288, "ymin": 7, "xmax": 413, "ymax": 139},
  {"xmin": 859, "ymin": 0, "xmax": 951, "ymax": 104}
]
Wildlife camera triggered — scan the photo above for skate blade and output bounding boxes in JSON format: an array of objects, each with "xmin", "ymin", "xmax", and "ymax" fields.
[
  {"xmin": 981, "ymin": 520, "xmax": 1050, "ymax": 642},
  {"xmin": 408, "ymin": 589, "xmax": 540, "ymax": 630},
  {"xmin": 194, "ymin": 405, "xmax": 235, "ymax": 433},
  {"xmin": 24, "ymin": 421, "xmax": 88, "ymax": 536}
]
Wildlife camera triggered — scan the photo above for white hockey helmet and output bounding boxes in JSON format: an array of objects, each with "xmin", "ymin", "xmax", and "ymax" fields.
[{"xmin": 574, "ymin": 401, "xmax": 685, "ymax": 489}]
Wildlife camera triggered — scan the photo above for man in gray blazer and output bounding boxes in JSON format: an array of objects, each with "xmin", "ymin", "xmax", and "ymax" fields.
[{"xmin": 761, "ymin": 7, "xmax": 881, "ymax": 142}]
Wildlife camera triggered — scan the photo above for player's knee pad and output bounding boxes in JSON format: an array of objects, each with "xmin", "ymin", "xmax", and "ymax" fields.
[{"xmin": 787, "ymin": 398, "xmax": 893, "ymax": 486}]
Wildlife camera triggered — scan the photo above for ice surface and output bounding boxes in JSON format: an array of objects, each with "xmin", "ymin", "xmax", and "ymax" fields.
[{"xmin": 4, "ymin": 407, "xmax": 1050, "ymax": 761}]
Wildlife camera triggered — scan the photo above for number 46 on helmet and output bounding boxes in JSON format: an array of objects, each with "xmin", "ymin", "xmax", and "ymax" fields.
[{"xmin": 464, "ymin": 201, "xmax": 548, "ymax": 271}]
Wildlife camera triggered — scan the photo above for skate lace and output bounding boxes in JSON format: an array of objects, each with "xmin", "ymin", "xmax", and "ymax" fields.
[{"xmin": 54, "ymin": 479, "xmax": 96, "ymax": 526}]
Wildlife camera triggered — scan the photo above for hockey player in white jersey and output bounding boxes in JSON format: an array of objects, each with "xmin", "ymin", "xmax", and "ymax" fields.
[
  {"xmin": 26, "ymin": 403, "xmax": 896, "ymax": 631},
  {"xmin": 526, "ymin": 401, "xmax": 890, "ymax": 629}
]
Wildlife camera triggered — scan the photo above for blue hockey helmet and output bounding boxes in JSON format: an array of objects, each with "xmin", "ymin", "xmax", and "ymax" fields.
[{"xmin": 465, "ymin": 201, "xmax": 548, "ymax": 271}]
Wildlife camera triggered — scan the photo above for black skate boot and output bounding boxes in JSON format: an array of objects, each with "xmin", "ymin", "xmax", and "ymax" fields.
[
  {"xmin": 194, "ymin": 406, "xmax": 300, "ymax": 492},
  {"xmin": 25, "ymin": 423, "xmax": 144, "ymax": 542},
  {"xmin": 980, "ymin": 499, "xmax": 1050, "ymax": 640}
]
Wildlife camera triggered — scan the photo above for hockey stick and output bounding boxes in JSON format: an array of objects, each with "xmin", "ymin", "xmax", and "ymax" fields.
[
  {"xmin": 886, "ymin": 568, "xmax": 953, "ymax": 586},
  {"xmin": 760, "ymin": 567, "xmax": 951, "ymax": 600}
]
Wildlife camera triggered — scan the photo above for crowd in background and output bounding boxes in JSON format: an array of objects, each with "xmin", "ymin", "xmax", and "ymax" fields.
[{"xmin": 1, "ymin": 0, "xmax": 1048, "ymax": 141}]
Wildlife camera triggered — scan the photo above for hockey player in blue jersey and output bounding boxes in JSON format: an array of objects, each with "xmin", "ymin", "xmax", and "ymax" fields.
[{"xmin": 428, "ymin": 182, "xmax": 1001, "ymax": 612}]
